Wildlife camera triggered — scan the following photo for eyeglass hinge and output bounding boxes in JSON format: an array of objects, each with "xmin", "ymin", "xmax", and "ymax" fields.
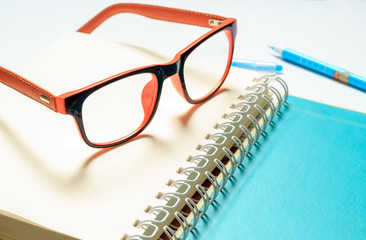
[{"xmin": 208, "ymin": 19, "xmax": 223, "ymax": 27}]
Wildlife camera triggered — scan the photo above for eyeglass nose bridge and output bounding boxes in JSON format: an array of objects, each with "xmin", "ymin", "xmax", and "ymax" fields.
[
  {"xmin": 153, "ymin": 59, "xmax": 187, "ymax": 100},
  {"xmin": 154, "ymin": 60, "xmax": 180, "ymax": 81}
]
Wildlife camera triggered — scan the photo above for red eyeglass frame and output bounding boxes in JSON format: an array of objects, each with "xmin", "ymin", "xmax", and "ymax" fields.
[{"xmin": 0, "ymin": 3, "xmax": 237, "ymax": 148}]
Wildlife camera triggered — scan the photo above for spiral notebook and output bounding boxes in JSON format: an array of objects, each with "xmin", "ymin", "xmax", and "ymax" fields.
[
  {"xmin": 0, "ymin": 32, "xmax": 282, "ymax": 240},
  {"xmin": 0, "ymin": 73, "xmax": 288, "ymax": 240}
]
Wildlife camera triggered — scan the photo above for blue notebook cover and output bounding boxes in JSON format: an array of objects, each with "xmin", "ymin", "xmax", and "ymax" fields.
[{"xmin": 188, "ymin": 96, "xmax": 366, "ymax": 240}]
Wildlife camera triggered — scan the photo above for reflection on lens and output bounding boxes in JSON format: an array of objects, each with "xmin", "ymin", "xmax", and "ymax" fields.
[
  {"xmin": 82, "ymin": 73, "xmax": 156, "ymax": 144},
  {"xmin": 183, "ymin": 30, "xmax": 230, "ymax": 101}
]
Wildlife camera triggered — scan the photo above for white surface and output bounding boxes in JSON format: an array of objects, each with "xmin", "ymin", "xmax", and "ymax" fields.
[{"xmin": 1, "ymin": 0, "xmax": 366, "ymax": 112}]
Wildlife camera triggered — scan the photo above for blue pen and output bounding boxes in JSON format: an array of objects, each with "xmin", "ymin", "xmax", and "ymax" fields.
[
  {"xmin": 270, "ymin": 46, "xmax": 366, "ymax": 92},
  {"xmin": 231, "ymin": 59, "xmax": 283, "ymax": 73}
]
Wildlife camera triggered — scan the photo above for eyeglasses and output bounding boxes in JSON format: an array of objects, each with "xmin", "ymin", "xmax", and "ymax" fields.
[{"xmin": 0, "ymin": 3, "xmax": 237, "ymax": 148}]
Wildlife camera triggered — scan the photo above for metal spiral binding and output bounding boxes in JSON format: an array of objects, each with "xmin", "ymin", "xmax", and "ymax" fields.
[{"xmin": 125, "ymin": 75, "xmax": 289, "ymax": 240}]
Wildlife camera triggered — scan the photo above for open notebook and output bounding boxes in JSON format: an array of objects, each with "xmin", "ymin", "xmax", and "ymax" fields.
[{"xmin": 0, "ymin": 32, "xmax": 283, "ymax": 239}]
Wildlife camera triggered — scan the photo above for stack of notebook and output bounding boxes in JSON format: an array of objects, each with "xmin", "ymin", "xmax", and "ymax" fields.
[{"xmin": 1, "ymin": 32, "xmax": 365, "ymax": 240}]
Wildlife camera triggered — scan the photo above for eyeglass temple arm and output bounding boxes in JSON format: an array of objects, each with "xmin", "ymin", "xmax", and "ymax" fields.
[
  {"xmin": 0, "ymin": 66, "xmax": 58, "ymax": 111},
  {"xmin": 78, "ymin": 3, "xmax": 227, "ymax": 34}
]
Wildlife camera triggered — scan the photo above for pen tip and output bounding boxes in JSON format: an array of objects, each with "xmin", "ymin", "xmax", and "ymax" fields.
[{"xmin": 269, "ymin": 46, "xmax": 282, "ymax": 55}]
